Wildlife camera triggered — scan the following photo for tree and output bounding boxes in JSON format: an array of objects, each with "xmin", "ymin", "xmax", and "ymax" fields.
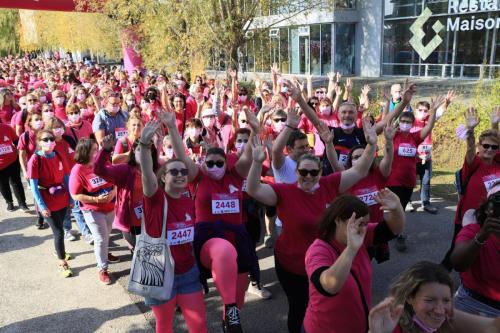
[{"xmin": 0, "ymin": 9, "xmax": 20, "ymax": 56}]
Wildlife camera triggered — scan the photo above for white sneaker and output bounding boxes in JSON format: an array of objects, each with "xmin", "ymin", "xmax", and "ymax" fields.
[
  {"xmin": 247, "ymin": 283, "xmax": 272, "ymax": 299},
  {"xmin": 84, "ymin": 234, "xmax": 94, "ymax": 245},
  {"xmin": 64, "ymin": 230, "xmax": 77, "ymax": 241}
]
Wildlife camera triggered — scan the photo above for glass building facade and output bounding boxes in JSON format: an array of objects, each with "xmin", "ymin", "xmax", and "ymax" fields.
[{"xmin": 383, "ymin": 0, "xmax": 500, "ymax": 78}]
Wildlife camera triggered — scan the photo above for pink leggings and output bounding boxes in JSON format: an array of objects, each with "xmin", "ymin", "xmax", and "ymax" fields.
[
  {"xmin": 200, "ymin": 238, "xmax": 249, "ymax": 312},
  {"xmin": 151, "ymin": 291, "xmax": 207, "ymax": 333}
]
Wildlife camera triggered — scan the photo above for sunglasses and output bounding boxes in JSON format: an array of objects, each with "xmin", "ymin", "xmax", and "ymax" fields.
[
  {"xmin": 131, "ymin": 85, "xmax": 138, "ymax": 88},
  {"xmin": 297, "ymin": 169, "xmax": 320, "ymax": 177},
  {"xmin": 311, "ymin": 102, "xmax": 319, "ymax": 106},
  {"xmin": 206, "ymin": 160, "xmax": 225, "ymax": 168},
  {"xmin": 27, "ymin": 99, "xmax": 37, "ymax": 102},
  {"xmin": 41, "ymin": 137, "xmax": 55, "ymax": 142},
  {"xmin": 238, "ymin": 93, "xmax": 247, "ymax": 96},
  {"xmin": 240, "ymin": 119, "xmax": 247, "ymax": 123},
  {"xmin": 273, "ymin": 118, "xmax": 286, "ymax": 123},
  {"xmin": 166, "ymin": 168, "xmax": 188, "ymax": 176},
  {"xmin": 67, "ymin": 112, "xmax": 79, "ymax": 115},
  {"xmin": 482, "ymin": 144, "xmax": 499, "ymax": 150},
  {"xmin": 43, "ymin": 109, "xmax": 53, "ymax": 112},
  {"xmin": 315, "ymin": 91, "xmax": 325, "ymax": 95},
  {"xmin": 236, "ymin": 139, "xmax": 248, "ymax": 143}
]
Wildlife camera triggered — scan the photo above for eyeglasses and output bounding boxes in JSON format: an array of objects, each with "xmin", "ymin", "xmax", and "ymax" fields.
[
  {"xmin": 166, "ymin": 168, "xmax": 188, "ymax": 176},
  {"xmin": 236, "ymin": 139, "xmax": 248, "ymax": 143},
  {"xmin": 482, "ymin": 144, "xmax": 499, "ymax": 150},
  {"xmin": 41, "ymin": 137, "xmax": 55, "ymax": 142},
  {"xmin": 273, "ymin": 118, "xmax": 286, "ymax": 123},
  {"xmin": 311, "ymin": 102, "xmax": 319, "ymax": 106},
  {"xmin": 297, "ymin": 169, "xmax": 320, "ymax": 177},
  {"xmin": 67, "ymin": 112, "xmax": 79, "ymax": 115},
  {"xmin": 43, "ymin": 109, "xmax": 53, "ymax": 112},
  {"xmin": 240, "ymin": 119, "xmax": 247, "ymax": 123},
  {"xmin": 206, "ymin": 160, "xmax": 225, "ymax": 168},
  {"xmin": 315, "ymin": 91, "xmax": 325, "ymax": 95}
]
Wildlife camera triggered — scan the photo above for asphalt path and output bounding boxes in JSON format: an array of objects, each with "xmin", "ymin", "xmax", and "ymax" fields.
[{"xmin": 0, "ymin": 189, "xmax": 458, "ymax": 333}]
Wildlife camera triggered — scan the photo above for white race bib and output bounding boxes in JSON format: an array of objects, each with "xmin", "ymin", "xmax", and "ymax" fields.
[
  {"xmin": 89, "ymin": 176, "xmax": 107, "ymax": 189},
  {"xmin": 357, "ymin": 190, "xmax": 379, "ymax": 206},
  {"xmin": 338, "ymin": 154, "xmax": 349, "ymax": 166},
  {"xmin": 115, "ymin": 128, "xmax": 128, "ymax": 139},
  {"xmin": 211, "ymin": 193, "xmax": 240, "ymax": 214},
  {"xmin": 0, "ymin": 144, "xmax": 13, "ymax": 155},
  {"xmin": 134, "ymin": 204, "xmax": 143, "ymax": 220},
  {"xmin": 398, "ymin": 145, "xmax": 416, "ymax": 157},
  {"xmin": 167, "ymin": 223, "xmax": 194, "ymax": 245},
  {"xmin": 241, "ymin": 180, "xmax": 248, "ymax": 193},
  {"xmin": 420, "ymin": 144, "xmax": 432, "ymax": 153},
  {"xmin": 483, "ymin": 175, "xmax": 500, "ymax": 192}
]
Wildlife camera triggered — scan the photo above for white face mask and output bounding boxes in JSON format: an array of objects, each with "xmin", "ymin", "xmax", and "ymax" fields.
[
  {"xmin": 281, "ymin": 86, "xmax": 289, "ymax": 94},
  {"xmin": 54, "ymin": 97, "xmax": 65, "ymax": 105},
  {"xmin": 238, "ymin": 95, "xmax": 247, "ymax": 103},
  {"xmin": 77, "ymin": 94, "xmax": 87, "ymax": 101},
  {"xmin": 43, "ymin": 111, "xmax": 55, "ymax": 119},
  {"xmin": 33, "ymin": 120, "xmax": 44, "ymax": 130},
  {"xmin": 68, "ymin": 114, "xmax": 81, "ymax": 123},
  {"xmin": 53, "ymin": 128, "xmax": 65, "ymax": 137},
  {"xmin": 126, "ymin": 100, "xmax": 135, "ymax": 106},
  {"xmin": 40, "ymin": 140, "xmax": 56, "ymax": 151},
  {"xmin": 164, "ymin": 148, "xmax": 174, "ymax": 159},
  {"xmin": 399, "ymin": 123, "xmax": 412, "ymax": 132},
  {"xmin": 273, "ymin": 122, "xmax": 286, "ymax": 133},
  {"xmin": 39, "ymin": 96, "xmax": 47, "ymax": 103},
  {"xmin": 187, "ymin": 128, "xmax": 201, "ymax": 138},
  {"xmin": 340, "ymin": 122, "xmax": 356, "ymax": 130},
  {"xmin": 109, "ymin": 106, "xmax": 120, "ymax": 113},
  {"xmin": 202, "ymin": 117, "xmax": 216, "ymax": 128},
  {"xmin": 320, "ymin": 106, "xmax": 332, "ymax": 116},
  {"xmin": 235, "ymin": 141, "xmax": 246, "ymax": 153}
]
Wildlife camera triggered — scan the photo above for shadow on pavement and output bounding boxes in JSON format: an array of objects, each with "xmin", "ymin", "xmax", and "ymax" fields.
[
  {"xmin": 0, "ymin": 217, "xmax": 36, "ymax": 234},
  {"xmin": 1, "ymin": 304, "xmax": 153, "ymax": 333},
  {"xmin": 0, "ymin": 233, "xmax": 52, "ymax": 254}
]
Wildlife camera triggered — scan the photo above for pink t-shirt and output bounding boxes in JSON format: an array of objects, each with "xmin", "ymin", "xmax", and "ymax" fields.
[
  {"xmin": 270, "ymin": 172, "xmax": 342, "ymax": 275},
  {"xmin": 0, "ymin": 104, "xmax": 17, "ymax": 124},
  {"xmin": 0, "ymin": 123, "xmax": 18, "ymax": 170},
  {"xmin": 387, "ymin": 130, "xmax": 424, "ymax": 188},
  {"xmin": 66, "ymin": 120, "xmax": 93, "ymax": 140},
  {"xmin": 17, "ymin": 130, "xmax": 37, "ymax": 161},
  {"xmin": 455, "ymin": 223, "xmax": 500, "ymax": 301},
  {"xmin": 69, "ymin": 163, "xmax": 115, "ymax": 213},
  {"xmin": 303, "ymin": 225, "xmax": 376, "ymax": 333},
  {"xmin": 411, "ymin": 118, "xmax": 433, "ymax": 161},
  {"xmin": 348, "ymin": 167, "xmax": 387, "ymax": 224}
]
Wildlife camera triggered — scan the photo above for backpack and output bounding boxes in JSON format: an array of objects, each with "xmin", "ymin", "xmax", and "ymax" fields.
[{"xmin": 454, "ymin": 163, "xmax": 480, "ymax": 196}]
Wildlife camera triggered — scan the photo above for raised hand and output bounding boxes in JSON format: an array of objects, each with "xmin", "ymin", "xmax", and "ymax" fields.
[
  {"xmin": 383, "ymin": 121, "xmax": 397, "ymax": 141},
  {"xmin": 368, "ymin": 297, "xmax": 404, "ymax": 333},
  {"xmin": 318, "ymin": 122, "xmax": 334, "ymax": 143},
  {"xmin": 345, "ymin": 78, "xmax": 353, "ymax": 92},
  {"xmin": 445, "ymin": 90, "xmax": 457, "ymax": 106},
  {"xmin": 465, "ymin": 107, "xmax": 480, "ymax": 129},
  {"xmin": 286, "ymin": 106, "xmax": 300, "ymax": 128},
  {"xmin": 336, "ymin": 72, "xmax": 342, "ymax": 83},
  {"xmin": 158, "ymin": 111, "xmax": 176, "ymax": 129},
  {"xmin": 430, "ymin": 95, "xmax": 446, "ymax": 111},
  {"xmin": 283, "ymin": 79, "xmax": 301, "ymax": 101},
  {"xmin": 101, "ymin": 134, "xmax": 115, "ymax": 151},
  {"xmin": 228, "ymin": 68, "xmax": 237, "ymax": 79},
  {"xmin": 402, "ymin": 79, "xmax": 417, "ymax": 102},
  {"xmin": 251, "ymin": 137, "xmax": 267, "ymax": 163},
  {"xmin": 271, "ymin": 63, "xmax": 280, "ymax": 75},
  {"xmin": 374, "ymin": 188, "xmax": 401, "ymax": 211},
  {"xmin": 327, "ymin": 72, "xmax": 335, "ymax": 82},
  {"xmin": 243, "ymin": 107, "xmax": 260, "ymax": 133},
  {"xmin": 141, "ymin": 120, "xmax": 160, "ymax": 144},
  {"xmin": 363, "ymin": 117, "xmax": 377, "ymax": 145},
  {"xmin": 361, "ymin": 85, "xmax": 371, "ymax": 96},
  {"xmin": 263, "ymin": 135, "xmax": 273, "ymax": 154},
  {"xmin": 346, "ymin": 213, "xmax": 367, "ymax": 252},
  {"xmin": 491, "ymin": 106, "xmax": 500, "ymax": 126},
  {"xmin": 335, "ymin": 84, "xmax": 342, "ymax": 97}
]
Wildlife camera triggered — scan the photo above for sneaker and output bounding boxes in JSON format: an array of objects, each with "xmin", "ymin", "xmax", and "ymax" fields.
[
  {"xmin": 395, "ymin": 235, "xmax": 407, "ymax": 252},
  {"xmin": 53, "ymin": 252, "xmax": 72, "ymax": 261},
  {"xmin": 64, "ymin": 230, "xmax": 77, "ymax": 241},
  {"xmin": 59, "ymin": 263, "xmax": 73, "ymax": 278},
  {"xmin": 6, "ymin": 202, "xmax": 15, "ymax": 212},
  {"xmin": 264, "ymin": 235, "xmax": 273, "ymax": 249},
  {"xmin": 247, "ymin": 283, "xmax": 272, "ymax": 299},
  {"xmin": 69, "ymin": 229, "xmax": 79, "ymax": 237},
  {"xmin": 223, "ymin": 304, "xmax": 243, "ymax": 333},
  {"xmin": 84, "ymin": 234, "xmax": 94, "ymax": 245},
  {"xmin": 99, "ymin": 270, "xmax": 111, "ymax": 285},
  {"xmin": 19, "ymin": 203, "xmax": 30, "ymax": 212},
  {"xmin": 36, "ymin": 222, "xmax": 48, "ymax": 230},
  {"xmin": 107, "ymin": 253, "xmax": 120, "ymax": 263},
  {"xmin": 423, "ymin": 204, "xmax": 438, "ymax": 215}
]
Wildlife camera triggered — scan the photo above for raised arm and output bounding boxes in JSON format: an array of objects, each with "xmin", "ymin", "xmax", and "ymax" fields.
[
  {"xmin": 326, "ymin": 72, "xmax": 336, "ymax": 102},
  {"xmin": 306, "ymin": 73, "xmax": 313, "ymax": 99},
  {"xmin": 318, "ymin": 122, "xmax": 344, "ymax": 172},
  {"xmin": 491, "ymin": 106, "xmax": 499, "ymax": 131},
  {"xmin": 359, "ymin": 85, "xmax": 371, "ymax": 111},
  {"xmin": 271, "ymin": 63, "xmax": 280, "ymax": 95},
  {"xmin": 332, "ymin": 85, "xmax": 343, "ymax": 113},
  {"xmin": 235, "ymin": 107, "xmax": 260, "ymax": 178},
  {"xmin": 272, "ymin": 106, "xmax": 300, "ymax": 169},
  {"xmin": 464, "ymin": 107, "xmax": 480, "ymax": 165},
  {"xmin": 159, "ymin": 112, "xmax": 199, "ymax": 182},
  {"xmin": 139, "ymin": 121, "xmax": 161, "ymax": 197},
  {"xmin": 379, "ymin": 122, "xmax": 396, "ymax": 178},
  {"xmin": 374, "ymin": 189, "xmax": 405, "ymax": 235},
  {"xmin": 246, "ymin": 138, "xmax": 278, "ymax": 206},
  {"xmin": 229, "ymin": 68, "xmax": 238, "ymax": 105},
  {"xmin": 343, "ymin": 78, "xmax": 353, "ymax": 102},
  {"xmin": 420, "ymin": 95, "xmax": 445, "ymax": 140},
  {"xmin": 319, "ymin": 213, "xmax": 366, "ymax": 294},
  {"xmin": 285, "ymin": 79, "xmax": 321, "ymax": 128},
  {"xmin": 339, "ymin": 118, "xmax": 377, "ymax": 193}
]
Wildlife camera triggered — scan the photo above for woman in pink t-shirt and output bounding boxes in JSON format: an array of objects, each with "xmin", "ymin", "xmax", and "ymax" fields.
[
  {"xmin": 301, "ymin": 191, "xmax": 404, "ymax": 333},
  {"xmin": 111, "ymin": 115, "xmax": 143, "ymax": 165}
]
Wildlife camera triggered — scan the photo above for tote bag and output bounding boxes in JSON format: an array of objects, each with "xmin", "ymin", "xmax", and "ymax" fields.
[{"xmin": 128, "ymin": 196, "xmax": 175, "ymax": 300}]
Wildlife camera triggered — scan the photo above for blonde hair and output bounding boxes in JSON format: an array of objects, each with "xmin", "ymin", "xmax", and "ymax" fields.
[{"xmin": 478, "ymin": 129, "xmax": 500, "ymax": 145}]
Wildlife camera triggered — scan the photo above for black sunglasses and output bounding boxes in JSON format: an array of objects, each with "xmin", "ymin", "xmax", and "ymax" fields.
[
  {"xmin": 297, "ymin": 169, "xmax": 320, "ymax": 177},
  {"xmin": 482, "ymin": 144, "xmax": 499, "ymax": 150},
  {"xmin": 238, "ymin": 93, "xmax": 247, "ymax": 96},
  {"xmin": 240, "ymin": 119, "xmax": 247, "ymax": 123},
  {"xmin": 273, "ymin": 118, "xmax": 286, "ymax": 123},
  {"xmin": 236, "ymin": 139, "xmax": 248, "ymax": 143},
  {"xmin": 41, "ymin": 137, "xmax": 55, "ymax": 142},
  {"xmin": 166, "ymin": 168, "xmax": 188, "ymax": 176},
  {"xmin": 206, "ymin": 160, "xmax": 225, "ymax": 168}
]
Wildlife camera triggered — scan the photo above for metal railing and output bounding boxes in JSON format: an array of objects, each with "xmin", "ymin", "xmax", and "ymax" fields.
[{"xmin": 382, "ymin": 63, "xmax": 500, "ymax": 79}]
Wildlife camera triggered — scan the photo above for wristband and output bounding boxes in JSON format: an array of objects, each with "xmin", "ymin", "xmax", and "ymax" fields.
[
  {"xmin": 285, "ymin": 124, "xmax": 298, "ymax": 130},
  {"xmin": 473, "ymin": 233, "xmax": 486, "ymax": 246}
]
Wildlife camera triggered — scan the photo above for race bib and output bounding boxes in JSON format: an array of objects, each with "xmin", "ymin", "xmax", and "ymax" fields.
[
  {"xmin": 483, "ymin": 174, "xmax": 500, "ymax": 192},
  {"xmin": 0, "ymin": 144, "xmax": 13, "ymax": 155},
  {"xmin": 167, "ymin": 222, "xmax": 194, "ymax": 245},
  {"xmin": 338, "ymin": 154, "xmax": 349, "ymax": 166},
  {"xmin": 134, "ymin": 204, "xmax": 143, "ymax": 220},
  {"xmin": 115, "ymin": 128, "xmax": 128, "ymax": 139},
  {"xmin": 89, "ymin": 175, "xmax": 107, "ymax": 189},
  {"xmin": 357, "ymin": 189, "xmax": 379, "ymax": 206},
  {"xmin": 211, "ymin": 193, "xmax": 240, "ymax": 214},
  {"xmin": 241, "ymin": 180, "xmax": 248, "ymax": 193},
  {"xmin": 398, "ymin": 145, "xmax": 416, "ymax": 157},
  {"xmin": 420, "ymin": 144, "xmax": 432, "ymax": 153}
]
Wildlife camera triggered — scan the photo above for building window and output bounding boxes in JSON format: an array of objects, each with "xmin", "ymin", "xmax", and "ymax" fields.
[
  {"xmin": 335, "ymin": 23, "xmax": 355, "ymax": 75},
  {"xmin": 310, "ymin": 25, "xmax": 321, "ymax": 75},
  {"xmin": 321, "ymin": 24, "xmax": 332, "ymax": 75},
  {"xmin": 335, "ymin": 0, "xmax": 355, "ymax": 9}
]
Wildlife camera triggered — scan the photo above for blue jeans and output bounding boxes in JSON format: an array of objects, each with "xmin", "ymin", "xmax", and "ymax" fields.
[
  {"xmin": 83, "ymin": 210, "xmax": 114, "ymax": 270},
  {"xmin": 416, "ymin": 159, "xmax": 432, "ymax": 205},
  {"xmin": 455, "ymin": 284, "xmax": 500, "ymax": 317},
  {"xmin": 72, "ymin": 201, "xmax": 91, "ymax": 236}
]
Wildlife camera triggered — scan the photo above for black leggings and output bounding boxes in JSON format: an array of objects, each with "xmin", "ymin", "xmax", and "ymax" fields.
[
  {"xmin": 387, "ymin": 186, "xmax": 413, "ymax": 210},
  {"xmin": 45, "ymin": 208, "xmax": 68, "ymax": 260},
  {"xmin": 122, "ymin": 226, "xmax": 141, "ymax": 250},
  {"xmin": 275, "ymin": 256, "xmax": 309, "ymax": 333},
  {"xmin": 0, "ymin": 159, "xmax": 26, "ymax": 205}
]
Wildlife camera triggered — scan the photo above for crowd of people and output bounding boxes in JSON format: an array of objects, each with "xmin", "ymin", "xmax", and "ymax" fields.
[{"xmin": 0, "ymin": 53, "xmax": 498, "ymax": 333}]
